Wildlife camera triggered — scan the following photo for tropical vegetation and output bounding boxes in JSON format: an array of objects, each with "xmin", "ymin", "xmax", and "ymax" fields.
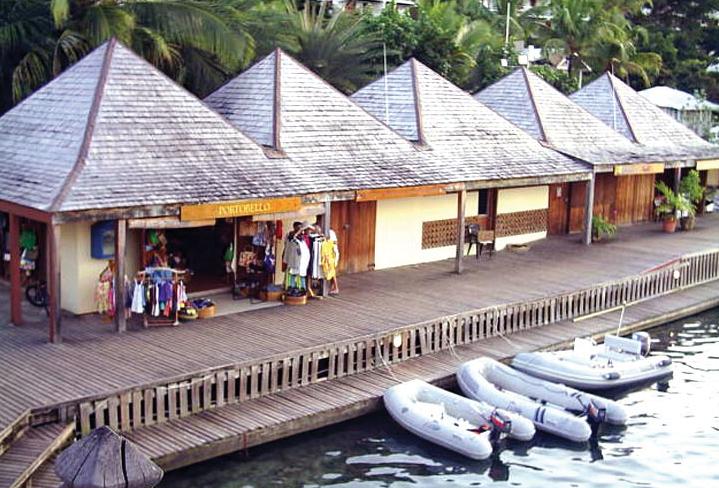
[{"xmin": 2, "ymin": 0, "xmax": 719, "ymax": 115}]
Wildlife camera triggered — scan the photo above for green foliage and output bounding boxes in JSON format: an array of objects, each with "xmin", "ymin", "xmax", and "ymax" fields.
[
  {"xmin": 2, "ymin": 0, "xmax": 718, "ymax": 116},
  {"xmin": 679, "ymin": 170, "xmax": 705, "ymax": 206},
  {"xmin": 530, "ymin": 65, "xmax": 578, "ymax": 94},
  {"xmin": 592, "ymin": 215, "xmax": 617, "ymax": 240},
  {"xmin": 655, "ymin": 180, "xmax": 695, "ymax": 220},
  {"xmin": 283, "ymin": 2, "xmax": 381, "ymax": 94}
]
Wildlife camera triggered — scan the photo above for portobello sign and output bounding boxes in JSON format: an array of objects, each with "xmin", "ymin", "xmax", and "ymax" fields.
[{"xmin": 181, "ymin": 197, "xmax": 302, "ymax": 221}]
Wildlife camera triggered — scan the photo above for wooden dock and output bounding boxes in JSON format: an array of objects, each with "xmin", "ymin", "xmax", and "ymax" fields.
[{"xmin": 1, "ymin": 218, "xmax": 719, "ymax": 486}]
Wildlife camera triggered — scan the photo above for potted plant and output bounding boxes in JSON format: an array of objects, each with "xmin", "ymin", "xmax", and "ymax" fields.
[
  {"xmin": 591, "ymin": 215, "xmax": 617, "ymax": 242},
  {"xmin": 655, "ymin": 181, "xmax": 694, "ymax": 233},
  {"xmin": 679, "ymin": 170, "xmax": 704, "ymax": 230}
]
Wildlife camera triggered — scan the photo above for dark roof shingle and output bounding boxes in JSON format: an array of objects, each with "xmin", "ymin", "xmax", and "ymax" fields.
[{"xmin": 352, "ymin": 60, "xmax": 589, "ymax": 181}]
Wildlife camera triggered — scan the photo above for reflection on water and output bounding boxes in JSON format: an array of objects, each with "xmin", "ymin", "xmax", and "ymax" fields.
[{"xmin": 161, "ymin": 310, "xmax": 719, "ymax": 487}]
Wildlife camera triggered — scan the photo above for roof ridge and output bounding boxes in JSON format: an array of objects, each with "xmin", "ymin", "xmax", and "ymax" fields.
[
  {"xmin": 409, "ymin": 58, "xmax": 427, "ymax": 146},
  {"xmin": 605, "ymin": 72, "xmax": 640, "ymax": 143},
  {"xmin": 521, "ymin": 67, "xmax": 549, "ymax": 143},
  {"xmin": 271, "ymin": 47, "xmax": 283, "ymax": 152},
  {"xmin": 49, "ymin": 38, "xmax": 116, "ymax": 212}
]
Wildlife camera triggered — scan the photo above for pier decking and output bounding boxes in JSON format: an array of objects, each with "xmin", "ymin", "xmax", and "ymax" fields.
[{"xmin": 2, "ymin": 218, "xmax": 719, "ymax": 486}]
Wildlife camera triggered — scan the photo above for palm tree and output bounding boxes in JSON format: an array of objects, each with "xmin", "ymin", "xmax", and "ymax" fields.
[
  {"xmin": 1, "ymin": 0, "xmax": 267, "ymax": 113},
  {"xmin": 283, "ymin": 1, "xmax": 381, "ymax": 94},
  {"xmin": 534, "ymin": 0, "xmax": 604, "ymax": 76},
  {"xmin": 587, "ymin": 14, "xmax": 661, "ymax": 86}
]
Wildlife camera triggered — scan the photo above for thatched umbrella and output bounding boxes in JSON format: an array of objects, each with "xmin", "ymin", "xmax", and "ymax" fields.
[{"xmin": 55, "ymin": 426, "xmax": 163, "ymax": 488}]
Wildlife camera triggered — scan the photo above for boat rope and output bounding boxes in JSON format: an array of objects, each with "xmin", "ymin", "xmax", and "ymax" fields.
[
  {"xmin": 615, "ymin": 303, "xmax": 627, "ymax": 336},
  {"xmin": 376, "ymin": 338, "xmax": 399, "ymax": 383}
]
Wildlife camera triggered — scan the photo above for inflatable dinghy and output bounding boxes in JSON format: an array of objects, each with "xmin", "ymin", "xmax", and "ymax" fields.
[
  {"xmin": 383, "ymin": 379, "xmax": 535, "ymax": 460},
  {"xmin": 458, "ymin": 357, "xmax": 627, "ymax": 442},
  {"xmin": 512, "ymin": 332, "xmax": 673, "ymax": 391}
]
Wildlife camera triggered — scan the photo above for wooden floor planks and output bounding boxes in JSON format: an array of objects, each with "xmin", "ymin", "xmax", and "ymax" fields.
[
  {"xmin": 116, "ymin": 279, "xmax": 719, "ymax": 471},
  {"xmin": 0, "ymin": 218, "xmax": 716, "ymax": 483}
]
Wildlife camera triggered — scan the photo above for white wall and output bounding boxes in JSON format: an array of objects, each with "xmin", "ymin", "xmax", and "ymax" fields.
[
  {"xmin": 60, "ymin": 222, "xmax": 109, "ymax": 314},
  {"xmin": 374, "ymin": 193, "xmax": 479, "ymax": 269},
  {"xmin": 495, "ymin": 186, "xmax": 548, "ymax": 251},
  {"xmin": 60, "ymin": 223, "xmax": 142, "ymax": 315},
  {"xmin": 707, "ymin": 169, "xmax": 719, "ymax": 187}
]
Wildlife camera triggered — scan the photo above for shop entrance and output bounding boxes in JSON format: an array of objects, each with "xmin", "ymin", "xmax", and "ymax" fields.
[{"xmin": 143, "ymin": 220, "xmax": 234, "ymax": 293}]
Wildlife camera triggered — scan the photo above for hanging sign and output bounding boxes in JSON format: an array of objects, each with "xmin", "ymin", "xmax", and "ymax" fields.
[
  {"xmin": 181, "ymin": 197, "xmax": 302, "ymax": 221},
  {"xmin": 613, "ymin": 163, "xmax": 665, "ymax": 176},
  {"xmin": 696, "ymin": 159, "xmax": 719, "ymax": 171}
]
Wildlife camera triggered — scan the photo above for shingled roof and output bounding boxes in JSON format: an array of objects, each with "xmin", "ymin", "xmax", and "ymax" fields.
[
  {"xmin": 570, "ymin": 73, "xmax": 719, "ymax": 161},
  {"xmin": 0, "ymin": 39, "xmax": 291, "ymax": 213},
  {"xmin": 475, "ymin": 68, "xmax": 664, "ymax": 166},
  {"xmin": 351, "ymin": 59, "xmax": 589, "ymax": 182},
  {"xmin": 205, "ymin": 49, "xmax": 429, "ymax": 192}
]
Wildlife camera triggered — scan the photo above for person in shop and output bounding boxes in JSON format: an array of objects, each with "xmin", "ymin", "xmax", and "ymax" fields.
[{"xmin": 322, "ymin": 228, "xmax": 340, "ymax": 295}]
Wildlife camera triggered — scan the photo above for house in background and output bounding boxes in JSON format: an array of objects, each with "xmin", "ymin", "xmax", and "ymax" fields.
[
  {"xmin": 638, "ymin": 86, "xmax": 719, "ymax": 140},
  {"xmin": 352, "ymin": 59, "xmax": 589, "ymax": 259},
  {"xmin": 572, "ymin": 73, "xmax": 719, "ymax": 194},
  {"xmin": 476, "ymin": 68, "xmax": 672, "ymax": 239}
]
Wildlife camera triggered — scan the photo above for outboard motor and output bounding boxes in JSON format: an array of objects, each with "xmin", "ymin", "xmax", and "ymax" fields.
[
  {"xmin": 586, "ymin": 400, "xmax": 607, "ymax": 436},
  {"xmin": 632, "ymin": 331, "xmax": 651, "ymax": 356},
  {"xmin": 489, "ymin": 411, "xmax": 513, "ymax": 444}
]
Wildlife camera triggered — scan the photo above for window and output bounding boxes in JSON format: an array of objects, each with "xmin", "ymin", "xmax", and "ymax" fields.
[{"xmin": 478, "ymin": 190, "xmax": 490, "ymax": 215}]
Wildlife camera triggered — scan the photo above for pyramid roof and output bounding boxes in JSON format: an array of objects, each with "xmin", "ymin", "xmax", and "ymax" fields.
[
  {"xmin": 571, "ymin": 73, "xmax": 719, "ymax": 160},
  {"xmin": 351, "ymin": 59, "xmax": 589, "ymax": 182},
  {"xmin": 0, "ymin": 39, "xmax": 287, "ymax": 213},
  {"xmin": 476, "ymin": 68, "xmax": 669, "ymax": 166},
  {"xmin": 205, "ymin": 49, "xmax": 430, "ymax": 192}
]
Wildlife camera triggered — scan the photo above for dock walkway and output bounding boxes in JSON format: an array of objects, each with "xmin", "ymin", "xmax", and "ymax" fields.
[{"xmin": 1, "ymin": 218, "xmax": 719, "ymax": 486}]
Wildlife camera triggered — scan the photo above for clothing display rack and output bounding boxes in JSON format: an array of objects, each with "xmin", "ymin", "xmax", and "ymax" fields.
[{"xmin": 133, "ymin": 267, "xmax": 187, "ymax": 327}]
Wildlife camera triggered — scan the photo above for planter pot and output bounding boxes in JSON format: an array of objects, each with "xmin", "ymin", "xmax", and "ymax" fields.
[
  {"xmin": 680, "ymin": 215, "xmax": 696, "ymax": 231},
  {"xmin": 662, "ymin": 218, "xmax": 677, "ymax": 233}
]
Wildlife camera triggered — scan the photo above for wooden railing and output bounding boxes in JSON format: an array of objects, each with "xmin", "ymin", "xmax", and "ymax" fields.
[{"xmin": 67, "ymin": 248, "xmax": 719, "ymax": 436}]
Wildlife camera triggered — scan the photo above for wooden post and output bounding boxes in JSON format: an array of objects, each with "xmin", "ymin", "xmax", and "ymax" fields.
[
  {"xmin": 115, "ymin": 219, "xmax": 127, "ymax": 333},
  {"xmin": 8, "ymin": 214, "xmax": 22, "ymax": 326},
  {"xmin": 673, "ymin": 167, "xmax": 681, "ymax": 194},
  {"xmin": 455, "ymin": 190, "xmax": 467, "ymax": 274},
  {"xmin": 322, "ymin": 200, "xmax": 332, "ymax": 297},
  {"xmin": 47, "ymin": 223, "xmax": 61, "ymax": 343},
  {"xmin": 583, "ymin": 172, "xmax": 595, "ymax": 245}
]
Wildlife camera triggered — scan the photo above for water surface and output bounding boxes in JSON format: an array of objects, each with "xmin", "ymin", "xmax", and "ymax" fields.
[{"xmin": 161, "ymin": 309, "xmax": 719, "ymax": 487}]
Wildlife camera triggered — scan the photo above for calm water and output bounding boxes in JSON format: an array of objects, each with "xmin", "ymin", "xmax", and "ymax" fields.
[{"xmin": 161, "ymin": 310, "xmax": 719, "ymax": 488}]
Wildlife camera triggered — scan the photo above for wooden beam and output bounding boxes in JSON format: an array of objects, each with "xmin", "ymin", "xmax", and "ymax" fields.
[
  {"xmin": 47, "ymin": 223, "xmax": 61, "ymax": 343},
  {"xmin": 114, "ymin": 219, "xmax": 127, "ymax": 334},
  {"xmin": 9, "ymin": 214, "xmax": 22, "ymax": 326},
  {"xmin": 356, "ymin": 185, "xmax": 445, "ymax": 202},
  {"xmin": 583, "ymin": 172, "xmax": 596, "ymax": 246},
  {"xmin": 0, "ymin": 200, "xmax": 51, "ymax": 223},
  {"xmin": 455, "ymin": 190, "xmax": 467, "ymax": 274}
]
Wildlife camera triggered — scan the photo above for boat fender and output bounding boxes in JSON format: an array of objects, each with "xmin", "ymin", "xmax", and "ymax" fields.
[
  {"xmin": 602, "ymin": 371, "xmax": 621, "ymax": 380},
  {"xmin": 658, "ymin": 358, "xmax": 673, "ymax": 367}
]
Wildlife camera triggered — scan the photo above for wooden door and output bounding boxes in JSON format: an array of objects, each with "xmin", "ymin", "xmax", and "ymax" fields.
[
  {"xmin": 614, "ymin": 174, "xmax": 655, "ymax": 224},
  {"xmin": 568, "ymin": 181, "xmax": 587, "ymax": 233},
  {"xmin": 331, "ymin": 201, "xmax": 376, "ymax": 274},
  {"xmin": 548, "ymin": 183, "xmax": 570, "ymax": 235}
]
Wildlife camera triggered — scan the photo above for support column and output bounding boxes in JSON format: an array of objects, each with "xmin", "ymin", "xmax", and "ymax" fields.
[
  {"xmin": 322, "ymin": 200, "xmax": 332, "ymax": 297},
  {"xmin": 455, "ymin": 190, "xmax": 467, "ymax": 274},
  {"xmin": 47, "ymin": 223, "xmax": 61, "ymax": 343},
  {"xmin": 9, "ymin": 214, "xmax": 22, "ymax": 326},
  {"xmin": 583, "ymin": 172, "xmax": 596, "ymax": 245},
  {"xmin": 114, "ymin": 219, "xmax": 127, "ymax": 333},
  {"xmin": 673, "ymin": 167, "xmax": 681, "ymax": 194}
]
